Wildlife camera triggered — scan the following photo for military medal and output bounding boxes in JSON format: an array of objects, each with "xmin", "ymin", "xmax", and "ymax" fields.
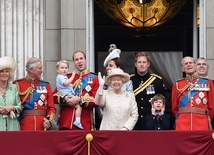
[
  {"xmin": 196, "ymin": 82, "xmax": 210, "ymax": 91},
  {"xmin": 88, "ymin": 76, "xmax": 93, "ymax": 84},
  {"xmin": 36, "ymin": 86, "xmax": 47, "ymax": 93},
  {"xmin": 151, "ymin": 85, "xmax": 155, "ymax": 94},
  {"xmin": 40, "ymin": 94, "xmax": 46, "ymax": 101},
  {"xmin": 42, "ymin": 86, "xmax": 47, "ymax": 93},
  {"xmin": 202, "ymin": 83, "xmax": 210, "ymax": 91},
  {"xmin": 38, "ymin": 100, "xmax": 44, "ymax": 106},
  {"xmin": 36, "ymin": 86, "xmax": 42, "ymax": 93},
  {"xmin": 195, "ymin": 83, "xmax": 199, "ymax": 90},
  {"xmin": 146, "ymin": 86, "xmax": 150, "ymax": 94},
  {"xmin": 198, "ymin": 92, "xmax": 205, "ymax": 99},
  {"xmin": 195, "ymin": 98, "xmax": 201, "ymax": 105},
  {"xmin": 146, "ymin": 85, "xmax": 155, "ymax": 94},
  {"xmin": 203, "ymin": 98, "xmax": 207, "ymax": 104},
  {"xmin": 85, "ymin": 85, "xmax": 92, "ymax": 92}
]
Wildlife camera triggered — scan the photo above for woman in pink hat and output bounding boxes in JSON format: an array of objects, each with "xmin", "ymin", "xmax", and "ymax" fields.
[{"xmin": 0, "ymin": 56, "xmax": 22, "ymax": 131}]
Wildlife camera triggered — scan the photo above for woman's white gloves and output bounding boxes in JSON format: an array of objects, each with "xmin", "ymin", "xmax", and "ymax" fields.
[
  {"xmin": 98, "ymin": 72, "xmax": 105, "ymax": 87},
  {"xmin": 97, "ymin": 72, "xmax": 105, "ymax": 95},
  {"xmin": 10, "ymin": 111, "xmax": 16, "ymax": 119}
]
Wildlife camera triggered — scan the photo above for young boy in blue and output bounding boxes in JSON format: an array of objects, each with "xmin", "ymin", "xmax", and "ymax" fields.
[
  {"xmin": 145, "ymin": 94, "xmax": 171, "ymax": 130},
  {"xmin": 56, "ymin": 60, "xmax": 83, "ymax": 129}
]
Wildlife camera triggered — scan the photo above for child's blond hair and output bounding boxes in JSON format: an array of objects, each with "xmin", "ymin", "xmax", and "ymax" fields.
[{"xmin": 56, "ymin": 60, "xmax": 69, "ymax": 69}]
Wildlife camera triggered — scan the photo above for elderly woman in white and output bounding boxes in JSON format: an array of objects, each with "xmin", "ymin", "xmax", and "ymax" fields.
[{"xmin": 95, "ymin": 68, "xmax": 138, "ymax": 130}]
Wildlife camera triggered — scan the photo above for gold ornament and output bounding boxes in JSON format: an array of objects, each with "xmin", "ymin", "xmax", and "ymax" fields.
[{"xmin": 86, "ymin": 133, "xmax": 93, "ymax": 155}]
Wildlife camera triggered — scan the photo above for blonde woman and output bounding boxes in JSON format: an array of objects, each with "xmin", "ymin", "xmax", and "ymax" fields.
[{"xmin": 0, "ymin": 56, "xmax": 22, "ymax": 131}]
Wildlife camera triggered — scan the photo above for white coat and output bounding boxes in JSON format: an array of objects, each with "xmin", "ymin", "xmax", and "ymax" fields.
[{"xmin": 95, "ymin": 89, "xmax": 138, "ymax": 130}]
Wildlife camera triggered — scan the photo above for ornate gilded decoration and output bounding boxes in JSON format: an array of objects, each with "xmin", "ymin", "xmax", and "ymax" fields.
[{"xmin": 95, "ymin": 0, "xmax": 187, "ymax": 29}]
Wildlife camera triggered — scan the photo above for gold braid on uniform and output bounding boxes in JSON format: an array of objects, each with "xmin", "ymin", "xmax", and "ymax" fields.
[
  {"xmin": 48, "ymin": 112, "xmax": 55, "ymax": 121},
  {"xmin": 176, "ymin": 81, "xmax": 190, "ymax": 100},
  {"xmin": 186, "ymin": 72, "xmax": 198, "ymax": 80},
  {"xmin": 134, "ymin": 75, "xmax": 156, "ymax": 96},
  {"xmin": 15, "ymin": 82, "xmax": 34, "ymax": 104},
  {"xmin": 53, "ymin": 93, "xmax": 67, "ymax": 104},
  {"xmin": 81, "ymin": 96, "xmax": 95, "ymax": 103},
  {"xmin": 73, "ymin": 79, "xmax": 82, "ymax": 92},
  {"xmin": 151, "ymin": 73, "xmax": 162, "ymax": 79}
]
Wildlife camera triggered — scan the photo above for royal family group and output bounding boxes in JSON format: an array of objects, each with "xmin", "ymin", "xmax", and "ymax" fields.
[{"xmin": 0, "ymin": 44, "xmax": 213, "ymax": 131}]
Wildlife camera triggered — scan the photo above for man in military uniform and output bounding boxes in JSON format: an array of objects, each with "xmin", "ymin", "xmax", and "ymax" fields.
[
  {"xmin": 14, "ymin": 57, "xmax": 56, "ymax": 130},
  {"xmin": 196, "ymin": 57, "xmax": 214, "ymax": 128},
  {"xmin": 130, "ymin": 52, "xmax": 165, "ymax": 130},
  {"xmin": 53, "ymin": 51, "xmax": 99, "ymax": 130},
  {"xmin": 172, "ymin": 56, "xmax": 214, "ymax": 130}
]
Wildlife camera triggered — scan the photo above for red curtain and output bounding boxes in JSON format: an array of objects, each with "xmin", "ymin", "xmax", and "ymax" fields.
[{"xmin": 1, "ymin": 130, "xmax": 213, "ymax": 155}]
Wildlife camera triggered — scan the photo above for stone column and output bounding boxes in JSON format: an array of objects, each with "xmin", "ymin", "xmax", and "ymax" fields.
[
  {"xmin": 45, "ymin": 0, "xmax": 93, "ymax": 88},
  {"xmin": 206, "ymin": 0, "xmax": 214, "ymax": 78},
  {"xmin": 0, "ymin": 0, "xmax": 44, "ymax": 80}
]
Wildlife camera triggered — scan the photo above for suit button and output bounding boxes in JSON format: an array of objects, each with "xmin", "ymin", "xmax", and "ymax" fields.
[
  {"xmin": 141, "ymin": 98, "xmax": 143, "ymax": 100},
  {"xmin": 141, "ymin": 107, "xmax": 143, "ymax": 109},
  {"xmin": 141, "ymin": 115, "xmax": 143, "ymax": 118}
]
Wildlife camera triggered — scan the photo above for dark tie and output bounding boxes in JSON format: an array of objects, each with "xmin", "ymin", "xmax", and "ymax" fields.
[{"xmin": 156, "ymin": 114, "xmax": 160, "ymax": 121}]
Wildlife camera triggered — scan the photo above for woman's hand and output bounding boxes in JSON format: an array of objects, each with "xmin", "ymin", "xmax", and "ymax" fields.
[
  {"xmin": 0, "ymin": 106, "xmax": 3, "ymax": 114},
  {"xmin": 97, "ymin": 72, "xmax": 105, "ymax": 95},
  {"xmin": 0, "ymin": 105, "xmax": 14, "ymax": 114},
  {"xmin": 98, "ymin": 72, "xmax": 105, "ymax": 87}
]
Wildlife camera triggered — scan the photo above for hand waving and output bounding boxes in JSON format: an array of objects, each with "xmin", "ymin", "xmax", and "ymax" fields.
[
  {"xmin": 98, "ymin": 72, "xmax": 105, "ymax": 87},
  {"xmin": 97, "ymin": 72, "xmax": 105, "ymax": 95}
]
